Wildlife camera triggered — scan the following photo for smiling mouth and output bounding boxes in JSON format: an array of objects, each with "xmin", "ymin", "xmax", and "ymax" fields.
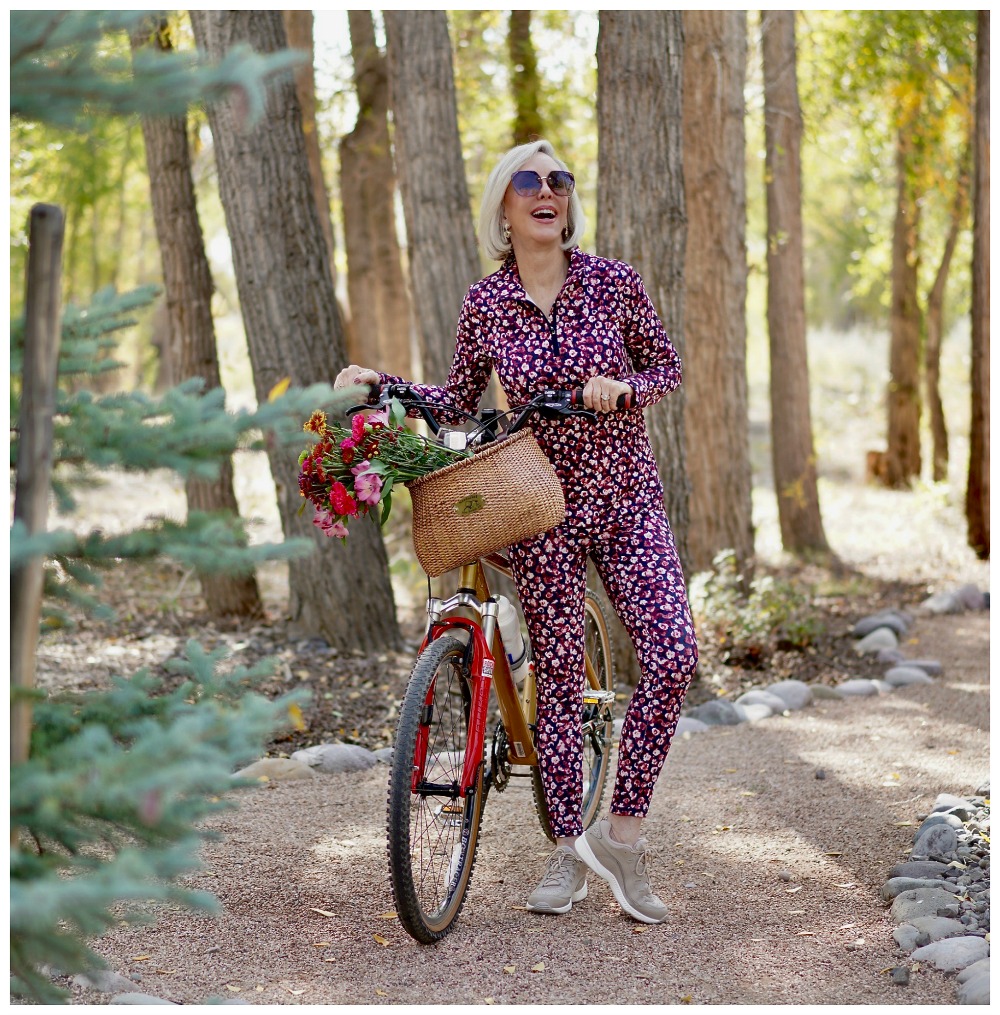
[{"xmin": 532, "ymin": 209, "xmax": 557, "ymax": 220}]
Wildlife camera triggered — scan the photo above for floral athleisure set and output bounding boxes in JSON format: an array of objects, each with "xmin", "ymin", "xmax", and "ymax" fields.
[{"xmin": 380, "ymin": 248, "xmax": 699, "ymax": 838}]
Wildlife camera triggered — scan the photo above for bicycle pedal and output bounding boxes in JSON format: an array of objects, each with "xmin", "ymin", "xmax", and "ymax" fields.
[{"xmin": 434, "ymin": 801, "xmax": 464, "ymax": 827}]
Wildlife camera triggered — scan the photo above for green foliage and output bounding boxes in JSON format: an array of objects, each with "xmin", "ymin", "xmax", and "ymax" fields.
[
  {"xmin": 10, "ymin": 642, "xmax": 303, "ymax": 1003},
  {"xmin": 690, "ymin": 551, "xmax": 823, "ymax": 668}
]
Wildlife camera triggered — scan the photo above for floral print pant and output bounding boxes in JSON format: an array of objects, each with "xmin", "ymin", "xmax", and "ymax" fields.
[{"xmin": 509, "ymin": 509, "xmax": 699, "ymax": 839}]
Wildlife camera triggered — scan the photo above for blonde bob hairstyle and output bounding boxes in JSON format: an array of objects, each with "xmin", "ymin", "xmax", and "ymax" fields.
[{"xmin": 477, "ymin": 140, "xmax": 586, "ymax": 262}]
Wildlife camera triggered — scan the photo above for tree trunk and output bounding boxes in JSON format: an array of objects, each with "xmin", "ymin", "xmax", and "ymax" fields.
[
  {"xmin": 340, "ymin": 10, "xmax": 413, "ymax": 379},
  {"xmin": 761, "ymin": 10, "xmax": 829, "ymax": 555},
  {"xmin": 925, "ymin": 152, "xmax": 969, "ymax": 483},
  {"xmin": 597, "ymin": 10, "xmax": 689, "ymax": 685},
  {"xmin": 967, "ymin": 10, "xmax": 989, "ymax": 558},
  {"xmin": 130, "ymin": 17, "xmax": 263, "ymax": 620},
  {"xmin": 885, "ymin": 127, "xmax": 923, "ymax": 488},
  {"xmin": 509, "ymin": 11, "xmax": 544, "ymax": 145},
  {"xmin": 681, "ymin": 10, "xmax": 754, "ymax": 578},
  {"xmin": 282, "ymin": 11, "xmax": 337, "ymax": 285},
  {"xmin": 384, "ymin": 11, "xmax": 482, "ymax": 387},
  {"xmin": 190, "ymin": 10, "xmax": 400, "ymax": 651}
]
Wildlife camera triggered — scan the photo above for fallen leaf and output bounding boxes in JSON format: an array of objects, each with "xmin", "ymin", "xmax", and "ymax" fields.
[
  {"xmin": 322, "ymin": 958, "xmax": 336, "ymax": 963},
  {"xmin": 311, "ymin": 942, "xmax": 331, "ymax": 947},
  {"xmin": 786, "ymin": 886, "xmax": 803, "ymax": 894},
  {"xmin": 268, "ymin": 377, "xmax": 291, "ymax": 401},
  {"xmin": 632, "ymin": 926, "xmax": 650, "ymax": 935},
  {"xmin": 373, "ymin": 933, "xmax": 391, "ymax": 947},
  {"xmin": 788, "ymin": 910, "xmax": 806, "ymax": 915},
  {"xmin": 375, "ymin": 989, "xmax": 388, "ymax": 996},
  {"xmin": 255, "ymin": 987, "xmax": 264, "ymax": 993},
  {"xmin": 894, "ymin": 821, "xmax": 914, "ymax": 827},
  {"xmin": 947, "ymin": 750, "xmax": 960, "ymax": 755},
  {"xmin": 741, "ymin": 791, "xmax": 757, "ymax": 797},
  {"xmin": 824, "ymin": 851, "xmax": 843, "ymax": 857},
  {"xmin": 311, "ymin": 908, "xmax": 336, "ymax": 918},
  {"xmin": 484, "ymin": 999, "xmax": 495, "ymax": 1005},
  {"xmin": 796, "ymin": 931, "xmax": 815, "ymax": 937},
  {"xmin": 531, "ymin": 962, "xmax": 545, "ymax": 972},
  {"xmin": 834, "ymin": 883, "xmax": 857, "ymax": 889},
  {"xmin": 286, "ymin": 989, "xmax": 305, "ymax": 996},
  {"xmin": 724, "ymin": 768, "xmax": 738, "ymax": 773},
  {"xmin": 226, "ymin": 985, "xmax": 241, "ymax": 992},
  {"xmin": 155, "ymin": 969, "xmax": 175, "ymax": 975},
  {"xmin": 377, "ymin": 911, "xmax": 398, "ymax": 920},
  {"xmin": 287, "ymin": 702, "xmax": 307, "ymax": 732},
  {"xmin": 840, "ymin": 923, "xmax": 857, "ymax": 930},
  {"xmin": 504, "ymin": 965, "xmax": 516, "ymax": 974},
  {"xmin": 511, "ymin": 904, "xmax": 527, "ymax": 911},
  {"xmin": 131, "ymin": 956, "xmax": 152, "ymax": 962},
  {"xmin": 680, "ymin": 995, "xmax": 693, "ymax": 1004}
]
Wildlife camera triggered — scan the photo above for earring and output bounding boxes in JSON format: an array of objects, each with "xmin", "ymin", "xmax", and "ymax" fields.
[
  {"xmin": 502, "ymin": 221, "xmax": 511, "ymax": 244},
  {"xmin": 561, "ymin": 226, "xmax": 570, "ymax": 243}
]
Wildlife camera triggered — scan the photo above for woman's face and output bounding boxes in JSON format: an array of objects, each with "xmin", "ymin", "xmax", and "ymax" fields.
[{"xmin": 502, "ymin": 152, "xmax": 571, "ymax": 250}]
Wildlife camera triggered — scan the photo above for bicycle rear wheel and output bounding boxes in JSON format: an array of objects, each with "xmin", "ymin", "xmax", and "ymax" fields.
[
  {"xmin": 532, "ymin": 590, "xmax": 615, "ymax": 842},
  {"xmin": 386, "ymin": 636, "xmax": 486, "ymax": 943}
]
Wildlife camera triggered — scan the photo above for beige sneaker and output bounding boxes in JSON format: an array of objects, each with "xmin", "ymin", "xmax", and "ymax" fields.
[
  {"xmin": 526, "ymin": 845, "xmax": 589, "ymax": 915},
  {"xmin": 575, "ymin": 817, "xmax": 668, "ymax": 924}
]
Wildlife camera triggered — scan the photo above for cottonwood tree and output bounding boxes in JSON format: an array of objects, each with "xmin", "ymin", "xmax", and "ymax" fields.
[
  {"xmin": 597, "ymin": 10, "xmax": 688, "ymax": 683},
  {"xmin": 190, "ymin": 9, "xmax": 400, "ymax": 651},
  {"xmin": 761, "ymin": 10, "xmax": 829, "ymax": 555},
  {"xmin": 129, "ymin": 15, "xmax": 262, "ymax": 619},
  {"xmin": 340, "ymin": 10, "xmax": 413, "ymax": 378},
  {"xmin": 384, "ymin": 10, "xmax": 481, "ymax": 386},
  {"xmin": 509, "ymin": 11, "xmax": 544, "ymax": 145},
  {"xmin": 967, "ymin": 11, "xmax": 989, "ymax": 559},
  {"xmin": 681, "ymin": 10, "xmax": 754, "ymax": 577}
]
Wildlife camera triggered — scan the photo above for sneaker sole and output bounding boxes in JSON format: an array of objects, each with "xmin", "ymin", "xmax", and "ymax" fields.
[
  {"xmin": 575, "ymin": 836, "xmax": 666, "ymax": 925},
  {"xmin": 525, "ymin": 880, "xmax": 588, "ymax": 915}
]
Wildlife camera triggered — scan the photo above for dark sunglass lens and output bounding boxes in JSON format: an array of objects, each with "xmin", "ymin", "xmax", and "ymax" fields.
[
  {"xmin": 549, "ymin": 171, "xmax": 575, "ymax": 195},
  {"xmin": 511, "ymin": 170, "xmax": 542, "ymax": 196}
]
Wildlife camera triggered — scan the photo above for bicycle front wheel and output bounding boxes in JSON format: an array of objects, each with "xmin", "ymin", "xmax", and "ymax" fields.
[
  {"xmin": 386, "ymin": 636, "xmax": 486, "ymax": 943},
  {"xmin": 532, "ymin": 590, "xmax": 615, "ymax": 841}
]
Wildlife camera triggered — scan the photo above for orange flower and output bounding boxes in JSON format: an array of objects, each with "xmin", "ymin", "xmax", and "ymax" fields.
[{"xmin": 304, "ymin": 410, "xmax": 328, "ymax": 435}]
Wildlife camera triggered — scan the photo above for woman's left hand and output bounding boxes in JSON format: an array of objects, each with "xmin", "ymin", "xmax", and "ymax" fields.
[{"xmin": 583, "ymin": 375, "xmax": 633, "ymax": 414}]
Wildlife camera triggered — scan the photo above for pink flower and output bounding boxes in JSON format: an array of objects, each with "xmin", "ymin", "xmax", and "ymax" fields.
[
  {"xmin": 367, "ymin": 407, "xmax": 390, "ymax": 428},
  {"xmin": 340, "ymin": 437, "xmax": 356, "ymax": 465},
  {"xmin": 312, "ymin": 509, "xmax": 349, "ymax": 539},
  {"xmin": 329, "ymin": 481, "xmax": 358, "ymax": 517},
  {"xmin": 351, "ymin": 413, "xmax": 367, "ymax": 441},
  {"xmin": 351, "ymin": 463, "xmax": 383, "ymax": 506}
]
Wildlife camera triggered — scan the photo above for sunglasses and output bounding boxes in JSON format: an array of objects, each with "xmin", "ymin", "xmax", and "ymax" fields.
[{"xmin": 510, "ymin": 169, "xmax": 576, "ymax": 198}]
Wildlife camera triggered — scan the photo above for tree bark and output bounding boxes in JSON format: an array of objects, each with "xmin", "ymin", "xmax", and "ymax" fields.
[
  {"xmin": 597, "ymin": 10, "xmax": 689, "ymax": 685},
  {"xmin": 966, "ymin": 10, "xmax": 989, "ymax": 558},
  {"xmin": 190, "ymin": 10, "xmax": 400, "ymax": 651},
  {"xmin": 761, "ymin": 10, "xmax": 829, "ymax": 554},
  {"xmin": 509, "ymin": 11, "xmax": 544, "ymax": 145},
  {"xmin": 384, "ymin": 11, "xmax": 482, "ymax": 387},
  {"xmin": 885, "ymin": 126, "xmax": 923, "ymax": 488},
  {"xmin": 340, "ymin": 10, "xmax": 413, "ymax": 379},
  {"xmin": 925, "ymin": 152, "xmax": 969, "ymax": 483},
  {"xmin": 681, "ymin": 10, "xmax": 754, "ymax": 577},
  {"xmin": 130, "ymin": 17, "xmax": 263, "ymax": 620}
]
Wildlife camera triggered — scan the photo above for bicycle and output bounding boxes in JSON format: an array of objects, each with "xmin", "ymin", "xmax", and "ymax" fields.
[{"xmin": 354, "ymin": 383, "xmax": 627, "ymax": 944}]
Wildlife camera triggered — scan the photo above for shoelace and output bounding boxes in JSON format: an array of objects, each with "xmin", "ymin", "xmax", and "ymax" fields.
[
  {"xmin": 630, "ymin": 843, "xmax": 663, "ymax": 903},
  {"xmin": 540, "ymin": 850, "xmax": 579, "ymax": 887}
]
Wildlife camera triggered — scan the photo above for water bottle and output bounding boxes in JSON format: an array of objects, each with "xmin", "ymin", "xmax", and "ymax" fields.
[{"xmin": 495, "ymin": 595, "xmax": 531, "ymax": 683}]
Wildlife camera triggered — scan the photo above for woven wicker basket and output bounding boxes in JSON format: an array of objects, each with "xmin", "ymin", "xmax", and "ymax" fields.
[{"xmin": 407, "ymin": 429, "xmax": 565, "ymax": 577}]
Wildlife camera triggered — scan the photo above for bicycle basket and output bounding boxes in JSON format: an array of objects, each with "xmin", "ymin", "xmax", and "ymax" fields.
[{"xmin": 406, "ymin": 429, "xmax": 565, "ymax": 577}]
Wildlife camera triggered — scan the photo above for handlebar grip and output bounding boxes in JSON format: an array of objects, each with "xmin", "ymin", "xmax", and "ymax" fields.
[{"xmin": 569, "ymin": 388, "xmax": 634, "ymax": 410}]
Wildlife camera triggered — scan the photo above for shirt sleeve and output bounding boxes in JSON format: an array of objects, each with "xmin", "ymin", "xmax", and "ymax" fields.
[
  {"xmin": 617, "ymin": 265, "xmax": 682, "ymax": 409},
  {"xmin": 378, "ymin": 296, "xmax": 493, "ymax": 425}
]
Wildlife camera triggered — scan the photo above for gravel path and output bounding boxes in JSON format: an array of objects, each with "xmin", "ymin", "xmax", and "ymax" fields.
[{"xmin": 69, "ymin": 611, "xmax": 988, "ymax": 1006}]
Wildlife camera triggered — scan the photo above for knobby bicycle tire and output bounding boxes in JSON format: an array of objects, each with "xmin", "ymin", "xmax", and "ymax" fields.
[
  {"xmin": 532, "ymin": 590, "xmax": 615, "ymax": 842},
  {"xmin": 386, "ymin": 636, "xmax": 486, "ymax": 943}
]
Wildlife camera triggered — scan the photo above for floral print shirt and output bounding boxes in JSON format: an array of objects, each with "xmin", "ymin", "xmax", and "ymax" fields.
[{"xmin": 379, "ymin": 247, "xmax": 682, "ymax": 529}]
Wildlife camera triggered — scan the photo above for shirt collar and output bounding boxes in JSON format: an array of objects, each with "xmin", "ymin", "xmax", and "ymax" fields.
[{"xmin": 489, "ymin": 247, "xmax": 585, "ymax": 303}]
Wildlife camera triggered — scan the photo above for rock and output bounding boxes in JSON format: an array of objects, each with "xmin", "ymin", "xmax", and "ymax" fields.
[
  {"xmin": 957, "ymin": 958, "xmax": 990, "ymax": 985},
  {"xmin": 872, "ymin": 679, "xmax": 895, "ymax": 694},
  {"xmin": 740, "ymin": 703, "xmax": 774, "ymax": 723},
  {"xmin": 233, "ymin": 758, "xmax": 315, "ymax": 783},
  {"xmin": 852, "ymin": 612, "xmax": 909, "ymax": 637},
  {"xmin": 73, "ymin": 971, "xmax": 139, "ymax": 993},
  {"xmin": 291, "ymin": 743, "xmax": 378, "ymax": 774},
  {"xmin": 110, "ymin": 994, "xmax": 178, "ymax": 1006},
  {"xmin": 374, "ymin": 747, "xmax": 394, "ymax": 764},
  {"xmin": 907, "ymin": 916, "xmax": 967, "ymax": 944},
  {"xmin": 881, "ymin": 878, "xmax": 960, "ymax": 903},
  {"xmin": 912, "ymin": 823, "xmax": 959, "ymax": 857},
  {"xmin": 932, "ymin": 794, "xmax": 975, "ymax": 820},
  {"xmin": 854, "ymin": 627, "xmax": 899, "ymax": 653},
  {"xmin": 890, "ymin": 887, "xmax": 962, "ymax": 923},
  {"xmin": 915, "ymin": 812, "xmax": 964, "ymax": 836},
  {"xmin": 890, "ymin": 860, "xmax": 950, "ymax": 880},
  {"xmin": 764, "ymin": 680, "xmax": 813, "ymax": 710},
  {"xmin": 837, "ymin": 679, "xmax": 880, "ymax": 697},
  {"xmin": 685, "ymin": 700, "xmax": 744, "ymax": 726},
  {"xmin": 892, "ymin": 924, "xmax": 921, "ymax": 950},
  {"xmin": 954, "ymin": 583, "xmax": 987, "ymax": 610},
  {"xmin": 884, "ymin": 666, "xmax": 935, "ymax": 688},
  {"xmin": 920, "ymin": 592, "xmax": 962, "ymax": 615},
  {"xmin": 910, "ymin": 936, "xmax": 989, "ymax": 972},
  {"xmin": 735, "ymin": 689, "xmax": 788, "ymax": 712},
  {"xmin": 903, "ymin": 659, "xmax": 943, "ymax": 676},
  {"xmin": 890, "ymin": 966, "xmax": 910, "ymax": 986},
  {"xmin": 815, "ymin": 769, "xmax": 827, "ymax": 780},
  {"xmin": 876, "ymin": 647, "xmax": 907, "ymax": 665},
  {"xmin": 810, "ymin": 684, "xmax": 844, "ymax": 700},
  {"xmin": 675, "ymin": 716, "xmax": 709, "ymax": 736},
  {"xmin": 957, "ymin": 970, "xmax": 990, "ymax": 1005}
]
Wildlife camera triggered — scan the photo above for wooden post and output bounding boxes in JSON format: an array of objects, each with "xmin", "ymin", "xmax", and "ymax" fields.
[{"xmin": 11, "ymin": 204, "xmax": 64, "ymax": 767}]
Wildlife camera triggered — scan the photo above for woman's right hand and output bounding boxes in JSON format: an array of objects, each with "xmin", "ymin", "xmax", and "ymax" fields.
[{"xmin": 334, "ymin": 364, "xmax": 380, "ymax": 390}]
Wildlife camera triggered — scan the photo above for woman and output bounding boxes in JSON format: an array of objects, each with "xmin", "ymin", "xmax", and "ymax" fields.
[{"xmin": 335, "ymin": 140, "xmax": 698, "ymax": 925}]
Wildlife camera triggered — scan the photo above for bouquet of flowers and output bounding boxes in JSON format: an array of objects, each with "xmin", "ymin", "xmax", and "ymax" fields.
[{"xmin": 298, "ymin": 399, "xmax": 470, "ymax": 540}]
